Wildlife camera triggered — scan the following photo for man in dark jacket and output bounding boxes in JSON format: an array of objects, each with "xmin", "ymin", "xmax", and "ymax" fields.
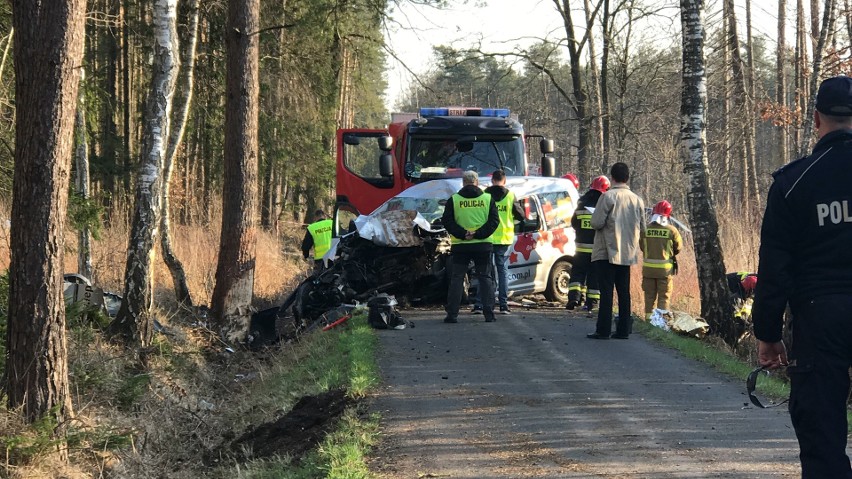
[
  {"xmin": 471, "ymin": 170, "xmax": 525, "ymax": 314},
  {"xmin": 753, "ymin": 75, "xmax": 852, "ymax": 478},
  {"xmin": 567, "ymin": 175, "xmax": 610, "ymax": 311},
  {"xmin": 441, "ymin": 170, "xmax": 499, "ymax": 323}
]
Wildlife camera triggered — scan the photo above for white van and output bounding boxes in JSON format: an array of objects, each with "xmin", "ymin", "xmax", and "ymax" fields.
[{"xmin": 363, "ymin": 176, "xmax": 579, "ymax": 302}]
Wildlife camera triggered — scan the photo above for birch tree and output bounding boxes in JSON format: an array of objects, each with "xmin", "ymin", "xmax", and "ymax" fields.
[
  {"xmin": 107, "ymin": 0, "xmax": 179, "ymax": 346},
  {"xmin": 75, "ymin": 68, "xmax": 93, "ymax": 280},
  {"xmin": 211, "ymin": 0, "xmax": 260, "ymax": 343},
  {"xmin": 161, "ymin": 0, "xmax": 201, "ymax": 307},
  {"xmin": 680, "ymin": 0, "xmax": 738, "ymax": 346},
  {"xmin": 7, "ymin": 0, "xmax": 85, "ymax": 427},
  {"xmin": 800, "ymin": 0, "xmax": 837, "ymax": 152}
]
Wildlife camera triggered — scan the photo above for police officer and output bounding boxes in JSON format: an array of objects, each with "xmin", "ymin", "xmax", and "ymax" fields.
[
  {"xmin": 567, "ymin": 175, "xmax": 610, "ymax": 311},
  {"xmin": 753, "ymin": 75, "xmax": 852, "ymax": 478},
  {"xmin": 441, "ymin": 170, "xmax": 499, "ymax": 323},
  {"xmin": 301, "ymin": 209, "xmax": 333, "ymax": 269},
  {"xmin": 640, "ymin": 200, "xmax": 682, "ymax": 320}
]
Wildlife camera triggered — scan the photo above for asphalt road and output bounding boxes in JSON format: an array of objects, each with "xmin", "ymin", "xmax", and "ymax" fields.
[{"xmin": 368, "ymin": 306, "xmax": 803, "ymax": 478}]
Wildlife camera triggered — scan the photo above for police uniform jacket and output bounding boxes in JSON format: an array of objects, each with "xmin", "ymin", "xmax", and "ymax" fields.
[
  {"xmin": 572, "ymin": 189, "xmax": 603, "ymax": 254},
  {"xmin": 752, "ymin": 129, "xmax": 852, "ymax": 342},
  {"xmin": 441, "ymin": 184, "xmax": 499, "ymax": 253},
  {"xmin": 484, "ymin": 184, "xmax": 525, "ymax": 243}
]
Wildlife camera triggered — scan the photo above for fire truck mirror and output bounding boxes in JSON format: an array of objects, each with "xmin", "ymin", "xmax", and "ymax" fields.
[
  {"xmin": 378, "ymin": 135, "xmax": 393, "ymax": 151},
  {"xmin": 541, "ymin": 156, "xmax": 556, "ymax": 177},
  {"xmin": 379, "ymin": 153, "xmax": 394, "ymax": 177},
  {"xmin": 539, "ymin": 138, "xmax": 554, "ymax": 154}
]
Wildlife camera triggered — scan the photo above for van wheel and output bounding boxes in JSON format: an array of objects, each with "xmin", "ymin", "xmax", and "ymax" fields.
[{"xmin": 545, "ymin": 260, "xmax": 572, "ymax": 303}]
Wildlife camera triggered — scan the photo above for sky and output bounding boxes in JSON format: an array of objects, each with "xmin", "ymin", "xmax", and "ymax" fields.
[
  {"xmin": 382, "ymin": 0, "xmax": 565, "ymax": 111},
  {"xmin": 381, "ymin": 0, "xmax": 787, "ymax": 112}
]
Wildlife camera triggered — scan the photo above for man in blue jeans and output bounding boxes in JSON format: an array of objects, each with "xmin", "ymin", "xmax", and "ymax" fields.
[{"xmin": 472, "ymin": 170, "xmax": 525, "ymax": 314}]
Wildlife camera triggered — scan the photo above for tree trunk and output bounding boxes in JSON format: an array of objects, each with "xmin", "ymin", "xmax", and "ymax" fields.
[
  {"xmin": 583, "ymin": 0, "xmax": 604, "ymax": 165},
  {"xmin": 107, "ymin": 0, "xmax": 179, "ymax": 347},
  {"xmin": 555, "ymin": 0, "xmax": 593, "ymax": 181},
  {"xmin": 794, "ymin": 0, "xmax": 807, "ymax": 153},
  {"xmin": 776, "ymin": 0, "xmax": 789, "ymax": 169},
  {"xmin": 161, "ymin": 0, "xmax": 201, "ymax": 307},
  {"xmin": 7, "ymin": 0, "xmax": 85, "ymax": 430},
  {"xmin": 744, "ymin": 0, "xmax": 761, "ymax": 213},
  {"xmin": 800, "ymin": 0, "xmax": 836, "ymax": 153},
  {"xmin": 75, "ymin": 67, "xmax": 93, "ymax": 280},
  {"xmin": 599, "ymin": 0, "xmax": 611, "ymax": 169},
  {"xmin": 799, "ymin": 0, "xmax": 834, "ymax": 156},
  {"xmin": 720, "ymin": 0, "xmax": 732, "ymax": 207},
  {"xmin": 679, "ymin": 0, "xmax": 737, "ymax": 346},
  {"xmin": 211, "ymin": 0, "xmax": 260, "ymax": 343}
]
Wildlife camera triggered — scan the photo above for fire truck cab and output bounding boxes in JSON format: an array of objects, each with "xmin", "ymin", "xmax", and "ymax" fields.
[{"xmin": 334, "ymin": 107, "xmax": 556, "ymax": 234}]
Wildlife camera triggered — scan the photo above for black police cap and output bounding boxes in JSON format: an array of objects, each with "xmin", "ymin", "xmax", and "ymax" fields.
[{"xmin": 815, "ymin": 76, "xmax": 852, "ymax": 116}]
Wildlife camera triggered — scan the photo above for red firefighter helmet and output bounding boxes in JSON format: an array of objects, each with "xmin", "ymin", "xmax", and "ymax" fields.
[
  {"xmin": 562, "ymin": 173, "xmax": 579, "ymax": 190},
  {"xmin": 652, "ymin": 200, "xmax": 673, "ymax": 217},
  {"xmin": 741, "ymin": 275, "xmax": 758, "ymax": 294},
  {"xmin": 590, "ymin": 175, "xmax": 610, "ymax": 193}
]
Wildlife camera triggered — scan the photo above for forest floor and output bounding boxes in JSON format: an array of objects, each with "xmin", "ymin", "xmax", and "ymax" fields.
[{"xmin": 367, "ymin": 306, "xmax": 803, "ymax": 478}]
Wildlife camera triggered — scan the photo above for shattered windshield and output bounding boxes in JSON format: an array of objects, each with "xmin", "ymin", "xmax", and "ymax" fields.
[
  {"xmin": 405, "ymin": 136, "xmax": 525, "ymax": 180},
  {"xmin": 372, "ymin": 197, "xmax": 446, "ymax": 224}
]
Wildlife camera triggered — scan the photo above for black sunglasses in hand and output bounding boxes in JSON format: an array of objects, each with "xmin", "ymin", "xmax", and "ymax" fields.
[{"xmin": 746, "ymin": 366, "xmax": 789, "ymax": 409}]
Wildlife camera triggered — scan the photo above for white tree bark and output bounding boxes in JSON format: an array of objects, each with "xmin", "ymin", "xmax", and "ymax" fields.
[
  {"xmin": 161, "ymin": 0, "xmax": 201, "ymax": 307},
  {"xmin": 74, "ymin": 67, "xmax": 92, "ymax": 280},
  {"xmin": 680, "ymin": 0, "xmax": 738, "ymax": 346},
  {"xmin": 108, "ymin": 0, "xmax": 179, "ymax": 346},
  {"xmin": 800, "ymin": 0, "xmax": 836, "ymax": 153}
]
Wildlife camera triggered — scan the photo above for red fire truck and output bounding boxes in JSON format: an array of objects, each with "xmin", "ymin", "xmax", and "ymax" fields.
[{"xmin": 334, "ymin": 107, "xmax": 557, "ymax": 232}]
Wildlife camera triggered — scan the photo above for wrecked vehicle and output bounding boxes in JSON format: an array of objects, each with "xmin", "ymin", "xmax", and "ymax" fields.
[{"xmin": 291, "ymin": 175, "xmax": 578, "ymax": 322}]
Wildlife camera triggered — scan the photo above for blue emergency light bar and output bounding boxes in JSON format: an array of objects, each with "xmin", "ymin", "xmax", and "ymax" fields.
[{"xmin": 419, "ymin": 107, "xmax": 511, "ymax": 118}]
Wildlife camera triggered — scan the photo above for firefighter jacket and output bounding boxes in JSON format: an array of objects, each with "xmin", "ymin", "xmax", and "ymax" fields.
[
  {"xmin": 572, "ymin": 189, "xmax": 603, "ymax": 254},
  {"xmin": 484, "ymin": 184, "xmax": 525, "ymax": 246},
  {"xmin": 640, "ymin": 221, "xmax": 682, "ymax": 279},
  {"xmin": 302, "ymin": 219, "xmax": 333, "ymax": 260},
  {"xmin": 726, "ymin": 271, "xmax": 757, "ymax": 301},
  {"xmin": 591, "ymin": 184, "xmax": 646, "ymax": 265},
  {"xmin": 441, "ymin": 184, "xmax": 499, "ymax": 253},
  {"xmin": 752, "ymin": 129, "xmax": 852, "ymax": 343}
]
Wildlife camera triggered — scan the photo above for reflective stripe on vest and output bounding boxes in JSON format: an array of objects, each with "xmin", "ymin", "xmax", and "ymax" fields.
[
  {"xmin": 451, "ymin": 192, "xmax": 492, "ymax": 245},
  {"xmin": 307, "ymin": 219, "xmax": 333, "ymax": 259},
  {"xmin": 490, "ymin": 191, "xmax": 515, "ymax": 245},
  {"xmin": 576, "ymin": 242, "xmax": 594, "ymax": 253},
  {"xmin": 577, "ymin": 212, "xmax": 593, "ymax": 230}
]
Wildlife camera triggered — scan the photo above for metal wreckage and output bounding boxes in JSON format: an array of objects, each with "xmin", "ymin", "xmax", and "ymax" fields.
[{"xmin": 248, "ymin": 210, "xmax": 450, "ymax": 348}]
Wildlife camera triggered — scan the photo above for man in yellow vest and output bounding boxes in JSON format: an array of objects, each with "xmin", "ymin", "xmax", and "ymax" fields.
[
  {"xmin": 472, "ymin": 169, "xmax": 525, "ymax": 314},
  {"xmin": 640, "ymin": 200, "xmax": 682, "ymax": 320},
  {"xmin": 441, "ymin": 171, "xmax": 499, "ymax": 323},
  {"xmin": 301, "ymin": 209, "xmax": 333, "ymax": 269}
]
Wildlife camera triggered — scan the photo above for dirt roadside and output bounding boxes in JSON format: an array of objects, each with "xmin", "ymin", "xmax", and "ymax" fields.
[{"xmin": 368, "ymin": 307, "xmax": 803, "ymax": 478}]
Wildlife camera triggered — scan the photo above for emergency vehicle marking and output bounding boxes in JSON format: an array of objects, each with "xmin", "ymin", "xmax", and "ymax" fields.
[
  {"xmin": 458, "ymin": 199, "xmax": 486, "ymax": 208},
  {"xmin": 645, "ymin": 228, "xmax": 670, "ymax": 238},
  {"xmin": 513, "ymin": 233, "xmax": 537, "ymax": 261},
  {"xmin": 550, "ymin": 228, "xmax": 569, "ymax": 253},
  {"xmin": 816, "ymin": 200, "xmax": 852, "ymax": 226}
]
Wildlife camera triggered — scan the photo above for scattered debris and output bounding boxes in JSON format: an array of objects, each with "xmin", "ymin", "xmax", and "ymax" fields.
[{"xmin": 649, "ymin": 309, "xmax": 710, "ymax": 338}]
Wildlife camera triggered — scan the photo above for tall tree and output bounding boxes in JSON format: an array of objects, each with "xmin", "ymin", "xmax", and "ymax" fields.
[
  {"xmin": 679, "ymin": 0, "xmax": 737, "ymax": 346},
  {"xmin": 211, "ymin": 0, "xmax": 260, "ymax": 342},
  {"xmin": 107, "ymin": 0, "xmax": 180, "ymax": 346},
  {"xmin": 75, "ymin": 67, "xmax": 93, "ymax": 280},
  {"xmin": 161, "ymin": 0, "xmax": 201, "ymax": 306},
  {"xmin": 800, "ymin": 0, "xmax": 836, "ymax": 152},
  {"xmin": 7, "ymin": 0, "xmax": 85, "ymax": 427},
  {"xmin": 776, "ymin": 0, "xmax": 789, "ymax": 169}
]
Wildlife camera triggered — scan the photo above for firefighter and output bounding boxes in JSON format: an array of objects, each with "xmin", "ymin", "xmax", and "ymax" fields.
[
  {"xmin": 301, "ymin": 209, "xmax": 333, "ymax": 269},
  {"xmin": 640, "ymin": 200, "xmax": 682, "ymax": 320},
  {"xmin": 752, "ymin": 75, "xmax": 852, "ymax": 478},
  {"xmin": 562, "ymin": 172, "xmax": 580, "ymax": 191},
  {"xmin": 441, "ymin": 170, "xmax": 499, "ymax": 323},
  {"xmin": 566, "ymin": 175, "xmax": 610, "ymax": 311},
  {"xmin": 726, "ymin": 271, "xmax": 757, "ymax": 301}
]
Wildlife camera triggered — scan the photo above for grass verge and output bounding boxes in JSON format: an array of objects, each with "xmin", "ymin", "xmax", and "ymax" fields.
[{"xmin": 237, "ymin": 311, "xmax": 382, "ymax": 479}]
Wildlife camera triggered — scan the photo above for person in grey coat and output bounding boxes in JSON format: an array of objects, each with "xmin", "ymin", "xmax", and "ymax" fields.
[{"xmin": 586, "ymin": 162, "xmax": 646, "ymax": 339}]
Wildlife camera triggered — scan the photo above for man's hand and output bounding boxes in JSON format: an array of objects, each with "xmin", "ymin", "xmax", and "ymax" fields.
[
  {"xmin": 757, "ymin": 340, "xmax": 788, "ymax": 370},
  {"xmin": 465, "ymin": 230, "xmax": 475, "ymax": 240}
]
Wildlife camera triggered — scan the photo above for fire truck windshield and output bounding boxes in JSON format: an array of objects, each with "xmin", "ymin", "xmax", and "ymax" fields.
[{"xmin": 405, "ymin": 136, "xmax": 525, "ymax": 181}]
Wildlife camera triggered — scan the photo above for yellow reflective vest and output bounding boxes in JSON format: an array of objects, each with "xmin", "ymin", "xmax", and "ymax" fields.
[
  {"xmin": 307, "ymin": 219, "xmax": 333, "ymax": 259},
  {"xmin": 640, "ymin": 222, "xmax": 682, "ymax": 278},
  {"xmin": 451, "ymin": 192, "xmax": 492, "ymax": 245},
  {"xmin": 490, "ymin": 191, "xmax": 516, "ymax": 245}
]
